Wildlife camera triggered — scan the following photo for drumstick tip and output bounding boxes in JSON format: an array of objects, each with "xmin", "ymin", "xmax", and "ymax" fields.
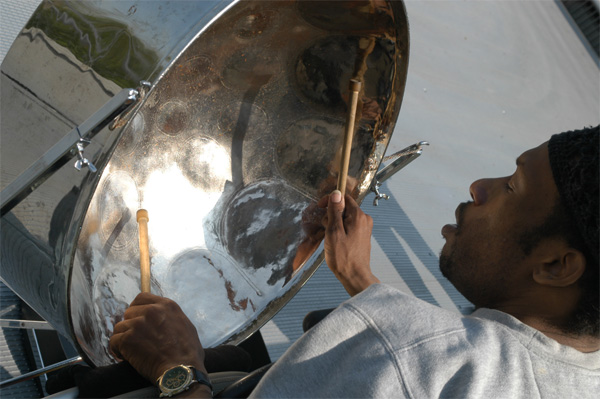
[
  {"xmin": 136, "ymin": 209, "xmax": 149, "ymax": 222},
  {"xmin": 349, "ymin": 79, "xmax": 362, "ymax": 92}
]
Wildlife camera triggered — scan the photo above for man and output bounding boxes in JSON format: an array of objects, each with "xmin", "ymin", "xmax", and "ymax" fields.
[{"xmin": 110, "ymin": 126, "xmax": 599, "ymax": 398}]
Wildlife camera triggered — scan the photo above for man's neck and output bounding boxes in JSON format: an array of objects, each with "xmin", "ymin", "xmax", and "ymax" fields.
[
  {"xmin": 491, "ymin": 288, "xmax": 599, "ymax": 353},
  {"xmin": 535, "ymin": 326, "xmax": 599, "ymax": 353},
  {"xmin": 511, "ymin": 313, "xmax": 599, "ymax": 353}
]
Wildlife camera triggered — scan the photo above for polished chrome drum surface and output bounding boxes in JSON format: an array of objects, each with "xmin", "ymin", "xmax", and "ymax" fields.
[{"xmin": 1, "ymin": 0, "xmax": 409, "ymax": 366}]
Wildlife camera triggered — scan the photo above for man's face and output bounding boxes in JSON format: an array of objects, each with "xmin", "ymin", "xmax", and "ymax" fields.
[{"xmin": 440, "ymin": 142, "xmax": 559, "ymax": 308}]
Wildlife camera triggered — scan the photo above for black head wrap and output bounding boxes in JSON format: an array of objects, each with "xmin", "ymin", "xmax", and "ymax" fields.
[{"xmin": 547, "ymin": 126, "xmax": 599, "ymax": 266}]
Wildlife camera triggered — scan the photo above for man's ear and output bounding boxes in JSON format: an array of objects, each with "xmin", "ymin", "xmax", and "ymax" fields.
[{"xmin": 532, "ymin": 241, "xmax": 586, "ymax": 287}]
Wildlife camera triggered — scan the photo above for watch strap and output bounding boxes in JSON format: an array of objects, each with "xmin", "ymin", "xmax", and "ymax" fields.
[{"xmin": 190, "ymin": 366, "xmax": 213, "ymax": 395}]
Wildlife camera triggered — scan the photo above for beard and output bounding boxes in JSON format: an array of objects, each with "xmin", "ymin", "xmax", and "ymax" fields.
[
  {"xmin": 438, "ymin": 218, "xmax": 515, "ymax": 310},
  {"xmin": 439, "ymin": 202, "xmax": 468, "ymax": 284},
  {"xmin": 439, "ymin": 242, "xmax": 490, "ymax": 309},
  {"xmin": 439, "ymin": 248, "xmax": 455, "ymax": 281},
  {"xmin": 439, "ymin": 238, "xmax": 470, "ymax": 294}
]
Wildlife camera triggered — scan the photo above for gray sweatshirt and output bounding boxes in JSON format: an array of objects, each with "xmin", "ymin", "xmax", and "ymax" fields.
[{"xmin": 250, "ymin": 284, "xmax": 600, "ymax": 398}]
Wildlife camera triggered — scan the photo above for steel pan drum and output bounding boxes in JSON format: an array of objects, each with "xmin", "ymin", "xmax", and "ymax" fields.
[{"xmin": 0, "ymin": 0, "xmax": 409, "ymax": 366}]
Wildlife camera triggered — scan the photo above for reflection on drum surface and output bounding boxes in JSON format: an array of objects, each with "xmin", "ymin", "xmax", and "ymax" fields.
[
  {"xmin": 0, "ymin": 0, "xmax": 408, "ymax": 366},
  {"xmin": 69, "ymin": 0, "xmax": 407, "ymax": 366}
]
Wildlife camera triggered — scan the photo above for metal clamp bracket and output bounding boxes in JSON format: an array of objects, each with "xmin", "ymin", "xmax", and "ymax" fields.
[
  {"xmin": 73, "ymin": 139, "xmax": 97, "ymax": 173},
  {"xmin": 370, "ymin": 141, "xmax": 429, "ymax": 206}
]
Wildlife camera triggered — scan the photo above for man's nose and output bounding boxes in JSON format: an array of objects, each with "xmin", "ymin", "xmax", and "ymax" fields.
[{"xmin": 469, "ymin": 179, "xmax": 490, "ymax": 205}]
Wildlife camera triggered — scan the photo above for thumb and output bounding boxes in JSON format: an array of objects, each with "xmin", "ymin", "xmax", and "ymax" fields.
[{"xmin": 327, "ymin": 190, "xmax": 345, "ymax": 232}]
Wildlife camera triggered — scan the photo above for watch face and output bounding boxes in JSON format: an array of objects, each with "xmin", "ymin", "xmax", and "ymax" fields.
[{"xmin": 162, "ymin": 366, "xmax": 192, "ymax": 390}]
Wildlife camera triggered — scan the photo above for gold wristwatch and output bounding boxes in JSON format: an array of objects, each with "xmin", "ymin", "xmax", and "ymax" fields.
[{"xmin": 157, "ymin": 365, "xmax": 213, "ymax": 397}]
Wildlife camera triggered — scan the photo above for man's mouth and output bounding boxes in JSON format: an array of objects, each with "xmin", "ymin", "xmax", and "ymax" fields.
[
  {"xmin": 441, "ymin": 202, "xmax": 470, "ymax": 238},
  {"xmin": 441, "ymin": 223, "xmax": 458, "ymax": 237}
]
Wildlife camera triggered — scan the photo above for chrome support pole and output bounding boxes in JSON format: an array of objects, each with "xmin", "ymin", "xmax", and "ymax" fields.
[
  {"xmin": 0, "ymin": 356, "xmax": 83, "ymax": 388},
  {"xmin": 0, "ymin": 319, "xmax": 54, "ymax": 330},
  {"xmin": 0, "ymin": 88, "xmax": 139, "ymax": 216}
]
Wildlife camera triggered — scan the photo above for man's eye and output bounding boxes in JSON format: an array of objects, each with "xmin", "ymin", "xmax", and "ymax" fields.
[{"xmin": 505, "ymin": 183, "xmax": 513, "ymax": 192}]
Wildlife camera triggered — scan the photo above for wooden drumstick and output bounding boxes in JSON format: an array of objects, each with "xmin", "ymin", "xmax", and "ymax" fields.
[
  {"xmin": 337, "ymin": 79, "xmax": 362, "ymax": 195},
  {"xmin": 136, "ymin": 209, "xmax": 151, "ymax": 293}
]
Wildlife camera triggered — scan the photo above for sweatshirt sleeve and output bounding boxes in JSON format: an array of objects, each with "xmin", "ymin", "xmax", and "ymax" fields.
[{"xmin": 249, "ymin": 285, "xmax": 406, "ymax": 398}]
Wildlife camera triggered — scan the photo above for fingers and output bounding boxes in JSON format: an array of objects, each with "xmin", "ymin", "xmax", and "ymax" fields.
[
  {"xmin": 318, "ymin": 191, "xmax": 363, "ymax": 230},
  {"xmin": 111, "ymin": 294, "xmax": 178, "ymax": 356},
  {"xmin": 342, "ymin": 194, "xmax": 361, "ymax": 222},
  {"xmin": 110, "ymin": 312, "xmax": 142, "ymax": 359},
  {"xmin": 317, "ymin": 195, "xmax": 329, "ymax": 209},
  {"xmin": 123, "ymin": 294, "xmax": 182, "ymax": 320},
  {"xmin": 326, "ymin": 190, "xmax": 345, "ymax": 233},
  {"xmin": 129, "ymin": 292, "xmax": 163, "ymax": 307},
  {"xmin": 343, "ymin": 194, "xmax": 359, "ymax": 213},
  {"xmin": 108, "ymin": 332, "xmax": 124, "ymax": 360},
  {"xmin": 112, "ymin": 318, "xmax": 130, "ymax": 335}
]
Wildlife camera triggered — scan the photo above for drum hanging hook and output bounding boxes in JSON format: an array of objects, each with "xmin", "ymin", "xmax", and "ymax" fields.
[
  {"xmin": 370, "ymin": 141, "xmax": 429, "ymax": 206},
  {"xmin": 109, "ymin": 81, "xmax": 152, "ymax": 130}
]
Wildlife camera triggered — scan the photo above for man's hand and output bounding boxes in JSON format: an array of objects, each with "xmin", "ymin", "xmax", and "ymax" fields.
[
  {"xmin": 109, "ymin": 293, "xmax": 207, "ymax": 384},
  {"xmin": 318, "ymin": 190, "xmax": 380, "ymax": 296}
]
